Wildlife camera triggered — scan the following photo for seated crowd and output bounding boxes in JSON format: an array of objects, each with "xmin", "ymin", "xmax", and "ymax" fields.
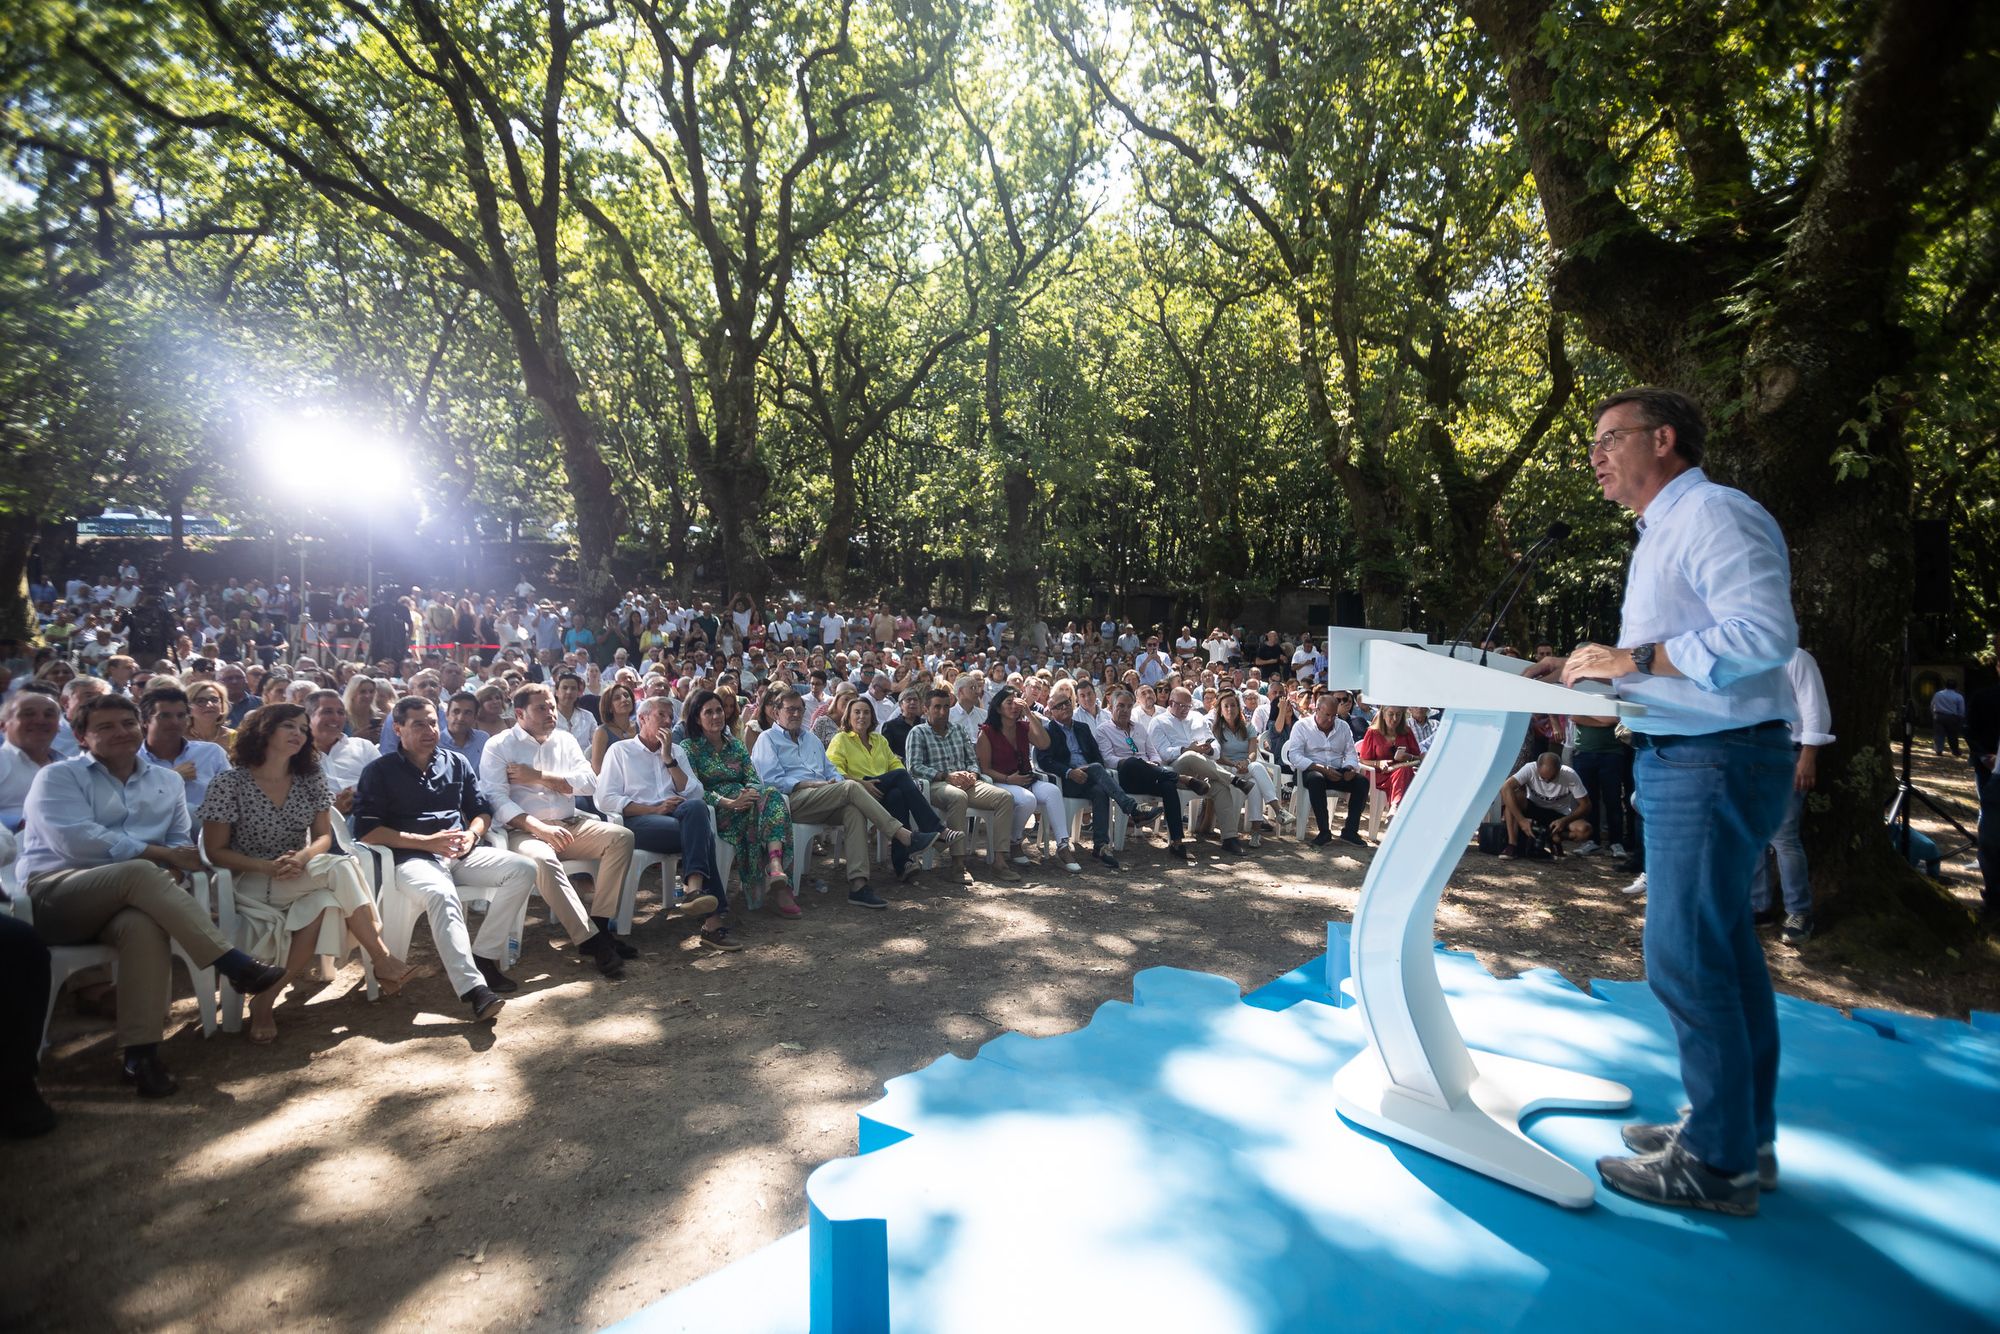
[{"xmin": 3, "ymin": 572, "xmax": 1631, "ymax": 1139}]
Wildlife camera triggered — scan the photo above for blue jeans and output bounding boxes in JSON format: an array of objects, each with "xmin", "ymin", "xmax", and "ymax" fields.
[
  {"xmin": 627, "ymin": 803, "xmax": 726, "ymax": 917},
  {"xmin": 1975, "ymin": 760, "xmax": 1999, "ymax": 912},
  {"xmin": 1750, "ymin": 781, "xmax": 1810, "ymax": 916},
  {"xmin": 1063, "ymin": 763, "xmax": 1135, "ymax": 848},
  {"xmin": 1633, "ymin": 724, "xmax": 1795, "ymax": 1175}
]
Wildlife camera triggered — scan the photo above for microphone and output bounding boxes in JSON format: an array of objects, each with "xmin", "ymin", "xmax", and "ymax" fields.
[
  {"xmin": 1448, "ymin": 521, "xmax": 1571, "ymax": 658},
  {"xmin": 1479, "ymin": 522, "xmax": 1571, "ymax": 660}
]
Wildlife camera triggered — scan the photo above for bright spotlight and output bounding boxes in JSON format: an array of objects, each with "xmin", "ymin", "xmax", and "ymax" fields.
[{"xmin": 256, "ymin": 409, "xmax": 410, "ymax": 503}]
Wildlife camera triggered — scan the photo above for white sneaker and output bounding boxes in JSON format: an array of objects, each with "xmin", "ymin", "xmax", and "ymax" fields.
[
  {"xmin": 1609, "ymin": 842, "xmax": 1628, "ymax": 859},
  {"xmin": 1573, "ymin": 840, "xmax": 1600, "ymax": 856},
  {"xmin": 1620, "ymin": 872, "xmax": 1648, "ymax": 898}
]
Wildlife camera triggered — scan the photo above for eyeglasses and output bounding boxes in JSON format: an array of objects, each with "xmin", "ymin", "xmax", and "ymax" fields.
[{"xmin": 1588, "ymin": 424, "xmax": 1655, "ymax": 454}]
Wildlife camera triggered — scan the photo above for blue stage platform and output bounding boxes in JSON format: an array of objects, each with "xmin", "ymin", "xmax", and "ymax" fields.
[{"xmin": 611, "ymin": 927, "xmax": 2000, "ymax": 1333}]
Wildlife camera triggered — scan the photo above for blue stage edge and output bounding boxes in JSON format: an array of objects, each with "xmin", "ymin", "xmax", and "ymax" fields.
[{"xmin": 611, "ymin": 925, "xmax": 2000, "ymax": 1333}]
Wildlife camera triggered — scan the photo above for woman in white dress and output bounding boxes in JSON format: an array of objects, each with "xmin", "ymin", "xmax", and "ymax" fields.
[{"xmin": 198, "ymin": 704, "xmax": 428, "ymax": 1041}]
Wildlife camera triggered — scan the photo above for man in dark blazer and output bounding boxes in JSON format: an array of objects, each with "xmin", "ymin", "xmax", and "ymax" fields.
[{"xmin": 1036, "ymin": 691, "xmax": 1158, "ymax": 870}]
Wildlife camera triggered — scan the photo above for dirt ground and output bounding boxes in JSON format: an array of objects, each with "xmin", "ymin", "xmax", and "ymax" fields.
[{"xmin": 5, "ymin": 744, "xmax": 1995, "ymax": 1333}]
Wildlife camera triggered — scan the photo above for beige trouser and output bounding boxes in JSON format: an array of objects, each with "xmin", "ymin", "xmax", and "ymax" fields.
[
  {"xmin": 28, "ymin": 860, "xmax": 233, "ymax": 1047},
  {"xmin": 503, "ymin": 815, "xmax": 635, "ymax": 935},
  {"xmin": 927, "ymin": 779, "xmax": 1017, "ymax": 856},
  {"xmin": 786, "ymin": 779, "xmax": 904, "ymax": 886},
  {"xmin": 1173, "ymin": 751, "xmax": 1244, "ymax": 836}
]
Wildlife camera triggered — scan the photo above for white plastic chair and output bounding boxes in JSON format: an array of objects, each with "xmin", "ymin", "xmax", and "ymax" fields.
[
  {"xmin": 600, "ymin": 810, "xmax": 679, "ymax": 934},
  {"xmin": 209, "ymin": 826, "xmax": 380, "ymax": 1032}
]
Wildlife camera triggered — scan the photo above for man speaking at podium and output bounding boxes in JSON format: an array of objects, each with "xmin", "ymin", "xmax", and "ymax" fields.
[{"xmin": 1529, "ymin": 387, "xmax": 1797, "ymax": 1216}]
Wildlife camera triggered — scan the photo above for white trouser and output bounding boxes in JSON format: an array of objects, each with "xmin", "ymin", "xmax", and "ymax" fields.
[
  {"xmin": 996, "ymin": 779, "xmax": 1064, "ymax": 841},
  {"xmin": 393, "ymin": 847, "xmax": 538, "ymax": 995}
]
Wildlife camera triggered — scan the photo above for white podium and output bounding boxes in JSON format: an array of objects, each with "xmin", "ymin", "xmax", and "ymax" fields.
[{"xmin": 1323, "ymin": 629, "xmax": 1644, "ymax": 1208}]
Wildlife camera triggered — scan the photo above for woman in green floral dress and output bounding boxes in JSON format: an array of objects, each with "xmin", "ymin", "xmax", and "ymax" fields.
[{"xmin": 681, "ymin": 688, "xmax": 797, "ymax": 913}]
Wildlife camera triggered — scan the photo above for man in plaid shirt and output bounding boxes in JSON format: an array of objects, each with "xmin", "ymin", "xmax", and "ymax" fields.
[{"xmin": 904, "ymin": 686, "xmax": 1020, "ymax": 882}]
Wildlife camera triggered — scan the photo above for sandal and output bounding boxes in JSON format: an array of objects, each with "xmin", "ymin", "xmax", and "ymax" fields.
[
  {"xmin": 375, "ymin": 956, "xmax": 437, "ymax": 997},
  {"xmin": 249, "ymin": 1013, "xmax": 278, "ymax": 1044},
  {"xmin": 773, "ymin": 890, "xmax": 803, "ymax": 919}
]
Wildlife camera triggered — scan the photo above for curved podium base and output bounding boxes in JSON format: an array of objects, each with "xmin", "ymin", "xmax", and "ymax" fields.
[{"xmin": 1334, "ymin": 1048, "xmax": 1632, "ymax": 1209}]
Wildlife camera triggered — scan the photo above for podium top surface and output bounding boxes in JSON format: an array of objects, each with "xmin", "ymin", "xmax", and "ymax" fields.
[{"xmin": 1326, "ymin": 630, "xmax": 1645, "ymax": 717}]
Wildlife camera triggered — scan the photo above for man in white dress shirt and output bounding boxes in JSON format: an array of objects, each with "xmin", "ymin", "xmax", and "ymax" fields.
[
  {"xmin": 1149, "ymin": 688, "xmax": 1252, "ymax": 854},
  {"xmin": 1533, "ymin": 387, "xmax": 1797, "ymax": 1215},
  {"xmin": 1, "ymin": 690, "xmax": 62, "ymax": 831},
  {"xmin": 1285, "ymin": 692, "xmax": 1370, "ymax": 846},
  {"xmin": 597, "ymin": 696, "xmax": 731, "ymax": 949},
  {"xmin": 478, "ymin": 683, "xmax": 632, "ymax": 970},
  {"xmin": 307, "ymin": 691, "xmax": 378, "ymax": 816},
  {"xmin": 1094, "ymin": 689, "xmax": 1200, "ymax": 863}
]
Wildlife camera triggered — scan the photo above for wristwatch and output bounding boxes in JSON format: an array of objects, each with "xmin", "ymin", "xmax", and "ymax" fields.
[{"xmin": 1631, "ymin": 643, "xmax": 1656, "ymax": 675}]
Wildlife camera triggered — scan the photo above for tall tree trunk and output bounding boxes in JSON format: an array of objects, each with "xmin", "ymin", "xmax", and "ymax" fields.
[
  {"xmin": 986, "ymin": 326, "xmax": 1038, "ymax": 621},
  {"xmin": 0, "ymin": 512, "xmax": 37, "ymax": 643},
  {"xmin": 807, "ymin": 442, "xmax": 859, "ymax": 598},
  {"xmin": 708, "ymin": 346, "xmax": 773, "ymax": 602}
]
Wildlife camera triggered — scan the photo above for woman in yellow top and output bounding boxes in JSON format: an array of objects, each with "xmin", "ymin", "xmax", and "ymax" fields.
[{"xmin": 826, "ymin": 695, "xmax": 958, "ymax": 881}]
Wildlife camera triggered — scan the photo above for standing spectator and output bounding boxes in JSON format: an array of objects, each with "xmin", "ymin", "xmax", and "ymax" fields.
[
  {"xmin": 1568, "ymin": 712, "xmax": 1629, "ymax": 858},
  {"xmin": 1752, "ymin": 648, "xmax": 1834, "ymax": 945},
  {"xmin": 1931, "ymin": 678, "xmax": 1967, "ymax": 756}
]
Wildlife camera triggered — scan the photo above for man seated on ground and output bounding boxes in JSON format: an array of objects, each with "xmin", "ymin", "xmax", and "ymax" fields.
[
  {"xmin": 1037, "ymin": 686, "xmax": 1155, "ymax": 871},
  {"xmin": 478, "ymin": 683, "xmax": 635, "ymax": 968},
  {"xmin": 2, "ymin": 689, "xmax": 64, "ymax": 830},
  {"xmin": 306, "ymin": 689, "xmax": 377, "ymax": 816},
  {"xmin": 1285, "ymin": 691, "xmax": 1371, "ymax": 847},
  {"xmin": 355, "ymin": 697, "xmax": 540, "ymax": 1022},
  {"xmin": 751, "ymin": 689, "xmax": 938, "ymax": 909},
  {"xmin": 1150, "ymin": 687, "xmax": 1254, "ymax": 855},
  {"xmin": 137, "ymin": 685, "xmax": 231, "ymax": 813},
  {"xmin": 1500, "ymin": 751, "xmax": 1592, "ymax": 859},
  {"xmin": 16, "ymin": 695, "xmax": 287, "ymax": 1095},
  {"xmin": 596, "ymin": 695, "xmax": 731, "ymax": 949},
  {"xmin": 1094, "ymin": 687, "xmax": 1203, "ymax": 863},
  {"xmin": 904, "ymin": 687, "xmax": 1020, "ymax": 883}
]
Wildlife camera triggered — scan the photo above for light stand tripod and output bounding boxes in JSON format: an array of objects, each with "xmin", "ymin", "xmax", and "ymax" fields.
[{"xmin": 1886, "ymin": 623, "xmax": 1978, "ymax": 865}]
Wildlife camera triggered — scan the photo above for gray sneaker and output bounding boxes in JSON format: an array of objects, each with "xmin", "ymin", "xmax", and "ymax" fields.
[
  {"xmin": 1621, "ymin": 1112, "xmax": 1777, "ymax": 1190},
  {"xmin": 1781, "ymin": 913, "xmax": 1813, "ymax": 946},
  {"xmin": 1598, "ymin": 1139, "xmax": 1759, "ymax": 1215}
]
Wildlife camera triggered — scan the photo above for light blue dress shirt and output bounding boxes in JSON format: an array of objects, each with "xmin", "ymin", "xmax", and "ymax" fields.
[
  {"xmin": 15, "ymin": 753, "xmax": 193, "ymax": 881},
  {"xmin": 139, "ymin": 737, "xmax": 232, "ymax": 813},
  {"xmin": 1614, "ymin": 468, "xmax": 1799, "ymax": 736},
  {"xmin": 749, "ymin": 725, "xmax": 838, "ymax": 794}
]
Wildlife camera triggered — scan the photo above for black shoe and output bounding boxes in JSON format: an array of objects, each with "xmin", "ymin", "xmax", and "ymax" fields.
[
  {"xmin": 475, "ymin": 956, "xmax": 520, "ymax": 993},
  {"xmin": 1753, "ymin": 906, "xmax": 1782, "ymax": 928},
  {"xmin": 1614, "ymin": 856, "xmax": 1644, "ymax": 874},
  {"xmin": 1312, "ymin": 831, "xmax": 1334, "ymax": 847},
  {"xmin": 463, "ymin": 984, "xmax": 505, "ymax": 1022},
  {"xmin": 673, "ymin": 891, "xmax": 720, "ymax": 918},
  {"xmin": 1622, "ymin": 1113, "xmax": 1778, "ymax": 1191},
  {"xmin": 591, "ymin": 918, "xmax": 640, "ymax": 959},
  {"xmin": 1597, "ymin": 1140, "xmax": 1758, "ymax": 1215},
  {"xmin": 1780, "ymin": 913, "xmax": 1813, "ymax": 946},
  {"xmin": 1093, "ymin": 846, "xmax": 1121, "ymax": 871},
  {"xmin": 1220, "ymin": 837, "xmax": 1248, "ymax": 855},
  {"xmin": 1129, "ymin": 804, "xmax": 1163, "ymax": 826},
  {"xmin": 1231, "ymin": 775, "xmax": 1255, "ymax": 794},
  {"xmin": 582, "ymin": 933, "xmax": 626, "ymax": 978},
  {"xmin": 1167, "ymin": 842, "xmax": 1191, "ymax": 863},
  {"xmin": 1182, "ymin": 777, "xmax": 1211, "ymax": 796},
  {"xmin": 1338, "ymin": 831, "xmax": 1368, "ymax": 846},
  {"xmin": 0, "ymin": 1081, "xmax": 56, "ymax": 1137},
  {"xmin": 848, "ymin": 884, "xmax": 888, "ymax": 909},
  {"xmin": 229, "ymin": 960, "xmax": 289, "ymax": 998},
  {"xmin": 121, "ymin": 1050, "xmax": 178, "ymax": 1098}
]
